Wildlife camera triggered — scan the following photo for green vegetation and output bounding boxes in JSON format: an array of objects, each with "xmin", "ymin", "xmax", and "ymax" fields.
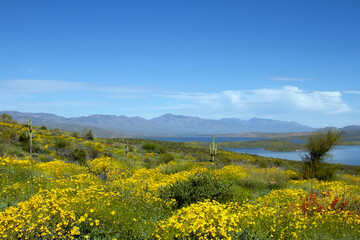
[
  {"xmin": 1, "ymin": 118, "xmax": 360, "ymax": 239},
  {"xmin": 159, "ymin": 172, "xmax": 234, "ymax": 209},
  {"xmin": 209, "ymin": 135, "xmax": 217, "ymax": 161},
  {"xmin": 25, "ymin": 118, "xmax": 34, "ymax": 154},
  {"xmin": 0, "ymin": 113, "xmax": 13, "ymax": 124},
  {"xmin": 82, "ymin": 128, "xmax": 94, "ymax": 140},
  {"xmin": 302, "ymin": 129, "xmax": 342, "ymax": 180}
]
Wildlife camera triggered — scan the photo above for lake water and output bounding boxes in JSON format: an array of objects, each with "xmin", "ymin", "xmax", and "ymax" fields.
[
  {"xmin": 226, "ymin": 146, "xmax": 360, "ymax": 166},
  {"xmin": 148, "ymin": 137, "xmax": 360, "ymax": 166},
  {"xmin": 147, "ymin": 136, "xmax": 267, "ymax": 143}
]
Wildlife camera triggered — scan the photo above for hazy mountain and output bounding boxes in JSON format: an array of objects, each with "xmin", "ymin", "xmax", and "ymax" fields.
[
  {"xmin": 1, "ymin": 111, "xmax": 316, "ymax": 137},
  {"xmin": 340, "ymin": 125, "xmax": 360, "ymax": 131},
  {"xmin": 340, "ymin": 125, "xmax": 360, "ymax": 142}
]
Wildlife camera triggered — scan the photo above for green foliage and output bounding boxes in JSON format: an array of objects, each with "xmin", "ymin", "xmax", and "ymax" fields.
[
  {"xmin": 311, "ymin": 163, "xmax": 340, "ymax": 181},
  {"xmin": 142, "ymin": 142, "xmax": 157, "ymax": 152},
  {"xmin": 0, "ymin": 143, "xmax": 26, "ymax": 157},
  {"xmin": 68, "ymin": 146, "xmax": 87, "ymax": 165},
  {"xmin": 37, "ymin": 154, "xmax": 54, "ymax": 162},
  {"xmin": 70, "ymin": 131, "xmax": 81, "ymax": 138},
  {"xmin": 25, "ymin": 118, "xmax": 35, "ymax": 154},
  {"xmin": 0, "ymin": 128, "xmax": 13, "ymax": 144},
  {"xmin": 54, "ymin": 137, "xmax": 70, "ymax": 151},
  {"xmin": 2, "ymin": 120, "xmax": 360, "ymax": 239},
  {"xmin": 159, "ymin": 172, "xmax": 234, "ymax": 209},
  {"xmin": 82, "ymin": 128, "xmax": 94, "ymax": 140},
  {"xmin": 159, "ymin": 153, "xmax": 174, "ymax": 164},
  {"xmin": 125, "ymin": 141, "xmax": 129, "ymax": 158},
  {"xmin": 158, "ymin": 162, "xmax": 195, "ymax": 175},
  {"xmin": 209, "ymin": 135, "xmax": 217, "ymax": 162},
  {"xmin": 143, "ymin": 157, "xmax": 158, "ymax": 169},
  {"xmin": 0, "ymin": 113, "xmax": 13, "ymax": 123},
  {"xmin": 86, "ymin": 145, "xmax": 101, "ymax": 159},
  {"xmin": 302, "ymin": 129, "xmax": 342, "ymax": 179}
]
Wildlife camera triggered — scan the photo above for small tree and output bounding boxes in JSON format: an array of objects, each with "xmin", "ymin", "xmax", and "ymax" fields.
[
  {"xmin": 302, "ymin": 129, "xmax": 342, "ymax": 179},
  {"xmin": 82, "ymin": 128, "xmax": 94, "ymax": 140},
  {"xmin": 0, "ymin": 113, "xmax": 13, "ymax": 123}
]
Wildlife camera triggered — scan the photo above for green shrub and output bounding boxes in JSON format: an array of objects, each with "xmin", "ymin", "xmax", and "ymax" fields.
[
  {"xmin": 158, "ymin": 162, "xmax": 195, "ymax": 175},
  {"xmin": 70, "ymin": 132, "xmax": 80, "ymax": 138},
  {"xmin": 159, "ymin": 153, "xmax": 174, "ymax": 164},
  {"xmin": 54, "ymin": 137, "xmax": 70, "ymax": 150},
  {"xmin": 159, "ymin": 172, "xmax": 234, "ymax": 209},
  {"xmin": 86, "ymin": 145, "xmax": 101, "ymax": 159},
  {"xmin": 37, "ymin": 154, "xmax": 54, "ymax": 162},
  {"xmin": 67, "ymin": 147, "xmax": 87, "ymax": 165},
  {"xmin": 0, "ymin": 144, "xmax": 26, "ymax": 157},
  {"xmin": 142, "ymin": 142, "xmax": 157, "ymax": 152},
  {"xmin": 82, "ymin": 128, "xmax": 94, "ymax": 140},
  {"xmin": 313, "ymin": 163, "xmax": 339, "ymax": 181},
  {"xmin": 18, "ymin": 132, "xmax": 29, "ymax": 145},
  {"xmin": 155, "ymin": 146, "xmax": 166, "ymax": 154},
  {"xmin": 194, "ymin": 153, "xmax": 209, "ymax": 162},
  {"xmin": 143, "ymin": 158, "xmax": 158, "ymax": 169}
]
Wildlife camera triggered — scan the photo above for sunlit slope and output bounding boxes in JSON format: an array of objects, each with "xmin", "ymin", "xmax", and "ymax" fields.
[{"xmin": 1, "ymin": 121, "xmax": 360, "ymax": 239}]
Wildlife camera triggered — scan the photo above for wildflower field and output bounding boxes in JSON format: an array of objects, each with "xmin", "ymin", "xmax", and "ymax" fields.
[{"xmin": 1, "ymin": 121, "xmax": 360, "ymax": 239}]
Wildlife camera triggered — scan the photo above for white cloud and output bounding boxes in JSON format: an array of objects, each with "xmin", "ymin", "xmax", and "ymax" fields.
[
  {"xmin": 1, "ymin": 79, "xmax": 351, "ymax": 121},
  {"xmin": 270, "ymin": 77, "xmax": 311, "ymax": 81},
  {"xmin": 161, "ymin": 86, "xmax": 350, "ymax": 115}
]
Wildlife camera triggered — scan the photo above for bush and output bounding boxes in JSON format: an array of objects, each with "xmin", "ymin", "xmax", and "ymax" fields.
[
  {"xmin": 313, "ymin": 163, "xmax": 339, "ymax": 181},
  {"xmin": 37, "ymin": 154, "xmax": 54, "ymax": 162},
  {"xmin": 0, "ymin": 113, "xmax": 13, "ymax": 123},
  {"xmin": 70, "ymin": 132, "xmax": 80, "ymax": 138},
  {"xmin": 86, "ymin": 145, "xmax": 101, "ymax": 159},
  {"xmin": 54, "ymin": 137, "xmax": 70, "ymax": 151},
  {"xmin": 82, "ymin": 128, "xmax": 94, "ymax": 140},
  {"xmin": 143, "ymin": 158, "xmax": 157, "ymax": 169},
  {"xmin": 155, "ymin": 146, "xmax": 166, "ymax": 154},
  {"xmin": 159, "ymin": 153, "xmax": 174, "ymax": 164},
  {"xmin": 0, "ymin": 144, "xmax": 25, "ymax": 157},
  {"xmin": 302, "ymin": 129, "xmax": 342, "ymax": 179},
  {"xmin": 158, "ymin": 162, "xmax": 195, "ymax": 175},
  {"xmin": 67, "ymin": 147, "xmax": 87, "ymax": 165},
  {"xmin": 159, "ymin": 172, "xmax": 234, "ymax": 209},
  {"xmin": 142, "ymin": 142, "xmax": 157, "ymax": 152}
]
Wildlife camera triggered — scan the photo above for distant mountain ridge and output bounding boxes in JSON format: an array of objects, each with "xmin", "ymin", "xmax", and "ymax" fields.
[{"xmin": 1, "ymin": 110, "xmax": 317, "ymax": 137}]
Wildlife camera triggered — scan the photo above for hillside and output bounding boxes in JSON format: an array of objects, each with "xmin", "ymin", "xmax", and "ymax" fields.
[{"xmin": 1, "ymin": 119, "xmax": 360, "ymax": 239}]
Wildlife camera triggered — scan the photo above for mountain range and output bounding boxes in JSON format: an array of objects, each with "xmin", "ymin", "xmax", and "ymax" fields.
[{"xmin": 1, "ymin": 111, "xmax": 318, "ymax": 137}]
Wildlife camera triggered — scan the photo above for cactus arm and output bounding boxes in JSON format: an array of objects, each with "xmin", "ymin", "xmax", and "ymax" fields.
[
  {"xmin": 209, "ymin": 135, "xmax": 217, "ymax": 162},
  {"xmin": 125, "ymin": 141, "xmax": 129, "ymax": 158},
  {"xmin": 26, "ymin": 118, "xmax": 34, "ymax": 154}
]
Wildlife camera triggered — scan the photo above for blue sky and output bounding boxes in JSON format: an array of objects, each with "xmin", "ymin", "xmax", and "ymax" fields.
[{"xmin": 1, "ymin": 0, "xmax": 360, "ymax": 127}]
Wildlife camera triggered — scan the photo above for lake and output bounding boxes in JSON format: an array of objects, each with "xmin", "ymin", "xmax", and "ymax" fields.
[
  {"xmin": 148, "ymin": 136, "xmax": 360, "ymax": 166},
  {"xmin": 147, "ymin": 136, "xmax": 267, "ymax": 143},
  {"xmin": 226, "ymin": 146, "xmax": 360, "ymax": 166}
]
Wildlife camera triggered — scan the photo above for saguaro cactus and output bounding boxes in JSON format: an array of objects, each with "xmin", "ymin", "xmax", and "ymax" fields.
[
  {"xmin": 25, "ymin": 118, "xmax": 34, "ymax": 154},
  {"xmin": 125, "ymin": 141, "xmax": 129, "ymax": 159},
  {"xmin": 209, "ymin": 135, "xmax": 217, "ymax": 162}
]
